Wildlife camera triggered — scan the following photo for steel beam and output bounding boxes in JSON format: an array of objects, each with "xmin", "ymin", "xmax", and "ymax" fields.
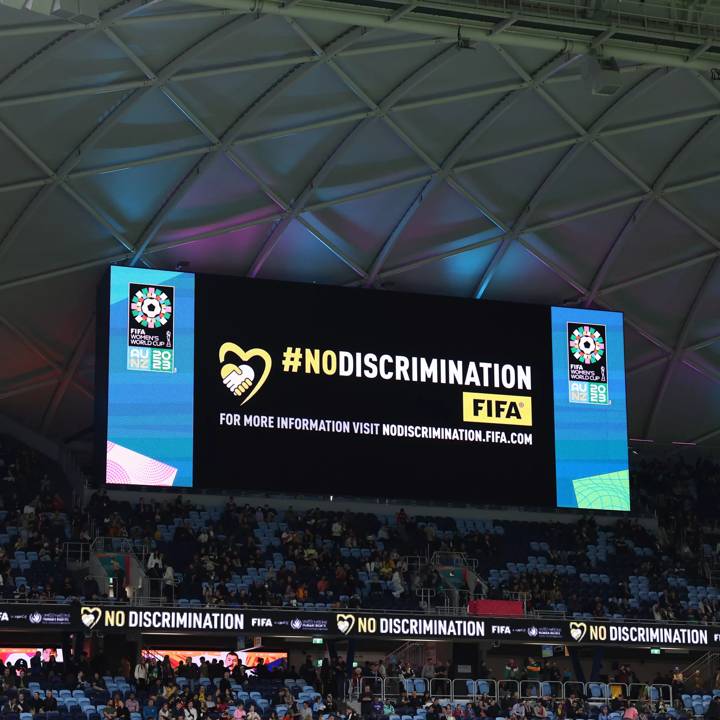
[
  {"xmin": 124, "ymin": 25, "xmax": 372, "ymax": 271},
  {"xmin": 247, "ymin": 23, "xmax": 462, "ymax": 278},
  {"xmin": 365, "ymin": 49, "xmax": 579, "ymax": 287},
  {"xmin": 40, "ymin": 314, "xmax": 94, "ymax": 433},
  {"xmin": 584, "ymin": 115, "xmax": 720, "ymax": 306},
  {"xmin": 0, "ymin": 15, "xmax": 258, "ymax": 269},
  {"xmin": 465, "ymin": 50, "xmax": 652, "ymax": 298},
  {"xmin": 686, "ymin": 334, "xmax": 720, "ymax": 353},
  {"xmin": 692, "ymin": 426, "xmax": 720, "ymax": 444},
  {"xmin": 644, "ymin": 258, "xmax": 720, "ymax": 437},
  {"xmin": 0, "ymin": 314, "xmax": 92, "ymax": 400}
]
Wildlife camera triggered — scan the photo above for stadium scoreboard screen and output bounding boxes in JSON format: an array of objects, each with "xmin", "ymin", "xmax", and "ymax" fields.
[{"xmin": 96, "ymin": 267, "xmax": 630, "ymax": 510}]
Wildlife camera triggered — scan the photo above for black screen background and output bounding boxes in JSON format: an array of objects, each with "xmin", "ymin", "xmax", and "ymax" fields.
[{"xmin": 193, "ymin": 277, "xmax": 557, "ymax": 505}]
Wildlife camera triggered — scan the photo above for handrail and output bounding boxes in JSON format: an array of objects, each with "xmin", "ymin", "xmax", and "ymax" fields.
[
  {"xmin": 384, "ymin": 640, "xmax": 424, "ymax": 667},
  {"xmin": 436, "ymin": 588, "xmax": 472, "ymax": 614},
  {"xmin": 92, "ymin": 536, "xmax": 152, "ymax": 560},
  {"xmin": 345, "ymin": 675, "xmax": 383, "ymax": 701},
  {"xmin": 410, "ymin": 0, "xmax": 720, "ymax": 39},
  {"xmin": 401, "ymin": 554, "xmax": 430, "ymax": 572},
  {"xmin": 498, "ymin": 680, "xmax": 521, "ymax": 698},
  {"xmin": 451, "ymin": 678, "xmax": 499, "ymax": 701},
  {"xmin": 681, "ymin": 650, "xmax": 720, "ymax": 678},
  {"xmin": 64, "ymin": 541, "xmax": 91, "ymax": 566},
  {"xmin": 520, "ymin": 680, "xmax": 563, "ymax": 699},
  {"xmin": 431, "ymin": 551, "xmax": 478, "ymax": 573},
  {"xmin": 429, "ymin": 677, "xmax": 452, "ymax": 698},
  {"xmin": 651, "ymin": 684, "xmax": 673, "ymax": 705},
  {"xmin": 627, "ymin": 683, "xmax": 649, "ymax": 700},
  {"xmin": 562, "ymin": 681, "xmax": 585, "ymax": 698},
  {"xmin": 344, "ymin": 679, "xmax": 674, "ymax": 705}
]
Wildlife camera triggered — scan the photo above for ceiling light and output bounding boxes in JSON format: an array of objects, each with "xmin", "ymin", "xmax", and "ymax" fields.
[{"xmin": 583, "ymin": 55, "xmax": 622, "ymax": 96}]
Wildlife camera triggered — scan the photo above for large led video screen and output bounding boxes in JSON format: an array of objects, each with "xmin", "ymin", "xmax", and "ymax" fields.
[
  {"xmin": 96, "ymin": 267, "xmax": 630, "ymax": 510},
  {"xmin": 0, "ymin": 648, "xmax": 64, "ymax": 665},
  {"xmin": 141, "ymin": 649, "xmax": 286, "ymax": 670}
]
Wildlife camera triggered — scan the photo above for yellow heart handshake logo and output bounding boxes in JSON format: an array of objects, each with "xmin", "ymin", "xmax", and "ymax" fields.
[
  {"xmin": 336, "ymin": 613, "xmax": 356, "ymax": 635},
  {"xmin": 219, "ymin": 342, "xmax": 272, "ymax": 406},
  {"xmin": 569, "ymin": 621, "xmax": 587, "ymax": 642}
]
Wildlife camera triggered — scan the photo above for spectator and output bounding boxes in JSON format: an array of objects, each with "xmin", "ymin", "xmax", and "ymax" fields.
[
  {"xmin": 706, "ymin": 697, "xmax": 720, "ymax": 720},
  {"xmin": 623, "ymin": 704, "xmax": 639, "ymax": 720},
  {"xmin": 370, "ymin": 696, "xmax": 384, "ymax": 719},
  {"xmin": 110, "ymin": 558, "xmax": 126, "ymax": 599},
  {"xmin": 30, "ymin": 651, "xmax": 41, "ymax": 677},
  {"xmin": 116, "ymin": 700, "xmax": 131, "ymax": 720},
  {"xmin": 16, "ymin": 694, "xmax": 28, "ymax": 713},
  {"xmin": 185, "ymin": 701, "xmax": 198, "ymax": 720},
  {"xmin": 143, "ymin": 699, "xmax": 158, "ymax": 720},
  {"xmin": 43, "ymin": 690, "xmax": 58, "ymax": 712},
  {"xmin": 3, "ymin": 697, "xmax": 19, "ymax": 713},
  {"xmin": 163, "ymin": 563, "xmax": 175, "ymax": 600},
  {"xmin": 30, "ymin": 691, "xmax": 44, "ymax": 714},
  {"xmin": 92, "ymin": 673, "xmax": 106, "ymax": 692},
  {"xmin": 135, "ymin": 660, "xmax": 148, "ymax": 688},
  {"xmin": 691, "ymin": 670, "xmax": 704, "ymax": 692},
  {"xmin": 321, "ymin": 694, "xmax": 336, "ymax": 714},
  {"xmin": 505, "ymin": 659, "xmax": 519, "ymax": 681},
  {"xmin": 104, "ymin": 700, "xmax": 118, "ymax": 720},
  {"xmin": 147, "ymin": 551, "xmax": 163, "ymax": 578}
]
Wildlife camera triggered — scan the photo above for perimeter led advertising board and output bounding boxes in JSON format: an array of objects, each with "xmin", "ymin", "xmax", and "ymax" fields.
[{"xmin": 97, "ymin": 267, "xmax": 629, "ymax": 510}]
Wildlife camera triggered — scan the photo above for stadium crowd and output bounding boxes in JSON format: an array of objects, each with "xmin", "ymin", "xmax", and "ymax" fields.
[
  {"xmin": 2, "ymin": 437, "xmax": 720, "ymax": 624},
  {"xmin": 3, "ymin": 439, "xmax": 720, "ymax": 720},
  {"xmin": 1, "ymin": 650, "xmax": 717, "ymax": 720}
]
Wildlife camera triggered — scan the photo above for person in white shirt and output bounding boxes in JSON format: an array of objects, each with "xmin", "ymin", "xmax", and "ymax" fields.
[
  {"xmin": 134, "ymin": 661, "xmax": 148, "ymax": 688},
  {"xmin": 163, "ymin": 565, "xmax": 175, "ymax": 586},
  {"xmin": 185, "ymin": 701, "xmax": 198, "ymax": 720},
  {"xmin": 147, "ymin": 552, "xmax": 163, "ymax": 578},
  {"xmin": 390, "ymin": 571, "xmax": 404, "ymax": 599}
]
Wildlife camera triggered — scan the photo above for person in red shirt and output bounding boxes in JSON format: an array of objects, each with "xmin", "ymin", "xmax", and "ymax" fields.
[{"xmin": 622, "ymin": 705, "xmax": 638, "ymax": 720}]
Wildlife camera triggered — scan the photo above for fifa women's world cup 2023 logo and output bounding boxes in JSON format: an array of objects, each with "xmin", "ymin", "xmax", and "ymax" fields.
[
  {"xmin": 127, "ymin": 284, "xmax": 175, "ymax": 373},
  {"xmin": 567, "ymin": 324, "xmax": 610, "ymax": 405}
]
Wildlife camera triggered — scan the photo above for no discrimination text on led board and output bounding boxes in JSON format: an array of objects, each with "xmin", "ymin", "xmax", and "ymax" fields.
[{"xmin": 97, "ymin": 267, "xmax": 629, "ymax": 510}]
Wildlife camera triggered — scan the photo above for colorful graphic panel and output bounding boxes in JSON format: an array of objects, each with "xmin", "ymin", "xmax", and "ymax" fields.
[
  {"xmin": 551, "ymin": 306, "xmax": 629, "ymax": 510},
  {"xmin": 105, "ymin": 266, "xmax": 195, "ymax": 487}
]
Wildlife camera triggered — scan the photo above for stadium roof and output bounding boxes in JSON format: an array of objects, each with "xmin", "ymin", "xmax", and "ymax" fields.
[{"xmin": 0, "ymin": 0, "xmax": 719, "ymax": 454}]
